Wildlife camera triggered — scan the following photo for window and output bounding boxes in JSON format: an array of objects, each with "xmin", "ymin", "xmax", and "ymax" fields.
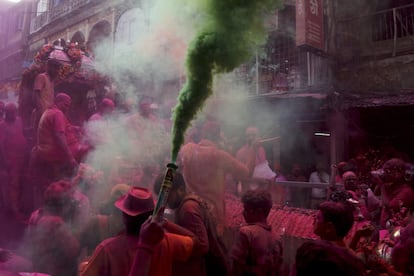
[
  {"xmin": 128, "ymin": 18, "xmax": 136, "ymax": 43},
  {"xmin": 36, "ymin": 0, "xmax": 49, "ymax": 16},
  {"xmin": 16, "ymin": 13, "xmax": 24, "ymax": 31},
  {"xmin": 372, "ymin": 3, "xmax": 414, "ymax": 41},
  {"xmin": 0, "ymin": 36, "xmax": 4, "ymax": 50},
  {"xmin": 53, "ymin": 0, "xmax": 62, "ymax": 7},
  {"xmin": 0, "ymin": 14, "xmax": 6, "ymax": 35}
]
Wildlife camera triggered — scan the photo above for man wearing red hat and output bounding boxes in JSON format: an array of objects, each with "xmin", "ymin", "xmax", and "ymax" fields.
[{"xmin": 81, "ymin": 186, "xmax": 197, "ymax": 276}]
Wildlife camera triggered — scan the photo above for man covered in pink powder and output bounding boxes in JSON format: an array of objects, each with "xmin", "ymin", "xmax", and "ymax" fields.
[
  {"xmin": 36, "ymin": 93, "xmax": 86, "ymax": 170},
  {"xmin": 236, "ymin": 126, "xmax": 275, "ymax": 193},
  {"xmin": 27, "ymin": 180, "xmax": 81, "ymax": 276},
  {"xmin": 89, "ymin": 98, "xmax": 115, "ymax": 121},
  {"xmin": 379, "ymin": 158, "xmax": 414, "ymax": 228},
  {"xmin": 32, "ymin": 58, "xmax": 61, "ymax": 131},
  {"xmin": 230, "ymin": 190, "xmax": 283, "ymax": 275},
  {"xmin": 31, "ymin": 93, "xmax": 89, "ymax": 206},
  {"xmin": 0, "ymin": 103, "xmax": 28, "ymax": 220},
  {"xmin": 178, "ymin": 121, "xmax": 256, "ymax": 232}
]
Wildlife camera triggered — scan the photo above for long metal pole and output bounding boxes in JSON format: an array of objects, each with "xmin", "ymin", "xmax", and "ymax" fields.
[
  {"xmin": 256, "ymin": 50, "xmax": 259, "ymax": 95},
  {"xmin": 393, "ymin": 8, "xmax": 397, "ymax": 56},
  {"xmin": 307, "ymin": 51, "xmax": 311, "ymax": 86}
]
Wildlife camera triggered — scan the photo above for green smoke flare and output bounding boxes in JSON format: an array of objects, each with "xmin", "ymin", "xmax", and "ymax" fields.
[{"xmin": 171, "ymin": 0, "xmax": 281, "ymax": 162}]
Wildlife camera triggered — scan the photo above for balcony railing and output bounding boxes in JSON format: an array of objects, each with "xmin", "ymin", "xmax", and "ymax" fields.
[
  {"xmin": 50, "ymin": 0, "xmax": 92, "ymax": 20},
  {"xmin": 30, "ymin": 12, "xmax": 49, "ymax": 33},
  {"xmin": 336, "ymin": 3, "xmax": 414, "ymax": 60},
  {"xmin": 233, "ymin": 34, "xmax": 331, "ymax": 96},
  {"xmin": 30, "ymin": 0, "xmax": 92, "ymax": 34},
  {"xmin": 372, "ymin": 4, "xmax": 414, "ymax": 42}
]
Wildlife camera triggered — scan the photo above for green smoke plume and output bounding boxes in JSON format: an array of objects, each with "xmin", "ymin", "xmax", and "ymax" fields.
[{"xmin": 171, "ymin": 0, "xmax": 281, "ymax": 162}]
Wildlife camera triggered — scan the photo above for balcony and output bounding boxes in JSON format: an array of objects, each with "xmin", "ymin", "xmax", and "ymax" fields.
[
  {"xmin": 30, "ymin": 12, "xmax": 49, "ymax": 33},
  {"xmin": 30, "ymin": 0, "xmax": 92, "ymax": 34},
  {"xmin": 50, "ymin": 0, "xmax": 92, "ymax": 20},
  {"xmin": 233, "ymin": 33, "xmax": 332, "ymax": 96},
  {"xmin": 336, "ymin": 3, "xmax": 414, "ymax": 63}
]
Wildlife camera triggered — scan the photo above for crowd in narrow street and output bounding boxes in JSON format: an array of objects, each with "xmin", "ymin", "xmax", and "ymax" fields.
[{"xmin": 0, "ymin": 75, "xmax": 414, "ymax": 275}]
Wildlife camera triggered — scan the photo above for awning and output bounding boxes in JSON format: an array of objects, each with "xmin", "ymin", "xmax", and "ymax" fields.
[
  {"xmin": 249, "ymin": 91, "xmax": 328, "ymax": 100},
  {"xmin": 330, "ymin": 90, "xmax": 414, "ymax": 109}
]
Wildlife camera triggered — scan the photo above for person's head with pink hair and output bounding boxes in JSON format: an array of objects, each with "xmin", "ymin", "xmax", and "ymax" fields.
[
  {"xmin": 201, "ymin": 121, "xmax": 221, "ymax": 143},
  {"xmin": 55, "ymin": 92, "xmax": 72, "ymax": 114},
  {"xmin": 245, "ymin": 126, "xmax": 259, "ymax": 145},
  {"xmin": 100, "ymin": 98, "xmax": 115, "ymax": 116}
]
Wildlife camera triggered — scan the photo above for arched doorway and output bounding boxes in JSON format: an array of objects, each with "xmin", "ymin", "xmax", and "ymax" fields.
[
  {"xmin": 71, "ymin": 31, "xmax": 86, "ymax": 49},
  {"xmin": 87, "ymin": 20, "xmax": 111, "ymax": 54},
  {"xmin": 115, "ymin": 8, "xmax": 147, "ymax": 44}
]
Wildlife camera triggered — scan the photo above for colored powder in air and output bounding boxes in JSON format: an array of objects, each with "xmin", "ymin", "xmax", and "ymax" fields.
[{"xmin": 171, "ymin": 0, "xmax": 281, "ymax": 162}]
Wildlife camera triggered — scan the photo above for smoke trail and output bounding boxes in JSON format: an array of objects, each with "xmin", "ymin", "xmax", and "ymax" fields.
[{"xmin": 171, "ymin": 0, "xmax": 281, "ymax": 162}]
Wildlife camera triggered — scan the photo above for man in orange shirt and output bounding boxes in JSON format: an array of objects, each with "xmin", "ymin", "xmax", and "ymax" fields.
[
  {"xmin": 81, "ymin": 186, "xmax": 196, "ymax": 276},
  {"xmin": 33, "ymin": 58, "xmax": 61, "ymax": 130},
  {"xmin": 236, "ymin": 126, "xmax": 275, "ymax": 193},
  {"xmin": 178, "ymin": 121, "xmax": 255, "ymax": 229}
]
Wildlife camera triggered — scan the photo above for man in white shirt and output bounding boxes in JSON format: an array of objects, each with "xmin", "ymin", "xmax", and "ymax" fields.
[{"xmin": 309, "ymin": 161, "xmax": 330, "ymax": 209}]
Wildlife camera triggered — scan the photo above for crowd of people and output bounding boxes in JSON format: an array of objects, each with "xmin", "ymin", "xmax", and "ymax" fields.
[{"xmin": 0, "ymin": 59, "xmax": 413, "ymax": 275}]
